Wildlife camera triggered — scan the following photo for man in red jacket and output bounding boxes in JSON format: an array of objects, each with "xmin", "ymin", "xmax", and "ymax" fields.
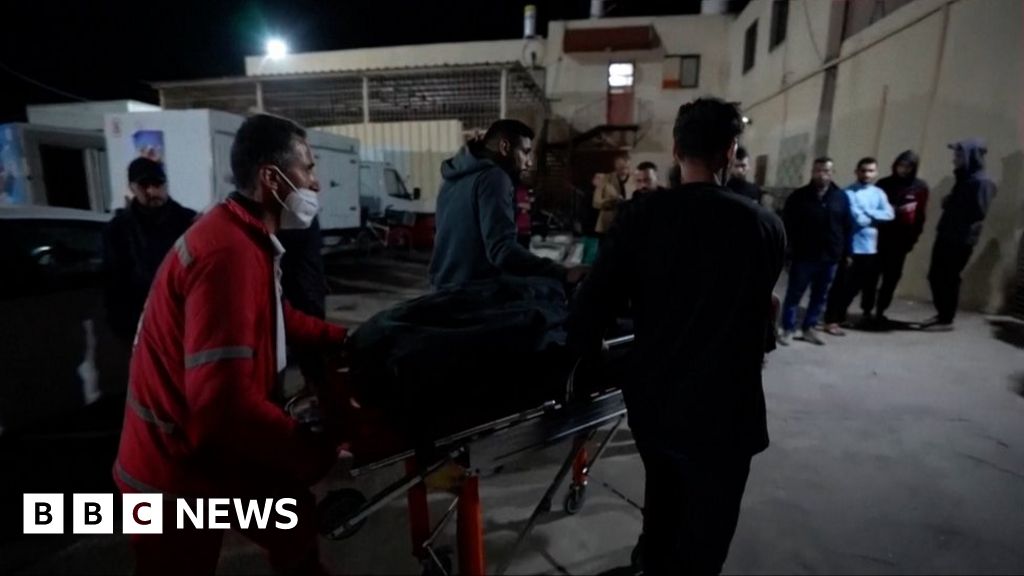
[{"xmin": 114, "ymin": 114, "xmax": 347, "ymax": 575}]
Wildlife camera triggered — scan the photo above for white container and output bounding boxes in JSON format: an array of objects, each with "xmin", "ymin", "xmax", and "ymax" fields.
[{"xmin": 104, "ymin": 110, "xmax": 362, "ymax": 232}]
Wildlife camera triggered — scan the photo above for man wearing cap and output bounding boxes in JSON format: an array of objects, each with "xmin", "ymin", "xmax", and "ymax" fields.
[
  {"xmin": 922, "ymin": 138, "xmax": 997, "ymax": 330},
  {"xmin": 102, "ymin": 157, "xmax": 196, "ymax": 341}
]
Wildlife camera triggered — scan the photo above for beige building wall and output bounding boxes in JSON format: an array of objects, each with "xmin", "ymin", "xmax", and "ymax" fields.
[
  {"xmin": 544, "ymin": 14, "xmax": 732, "ymax": 180},
  {"xmin": 825, "ymin": 0, "xmax": 1022, "ymax": 312},
  {"xmin": 727, "ymin": 0, "xmax": 832, "ymax": 187}
]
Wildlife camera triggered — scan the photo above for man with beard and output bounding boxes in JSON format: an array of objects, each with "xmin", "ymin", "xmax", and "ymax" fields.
[{"xmin": 430, "ymin": 119, "xmax": 587, "ymax": 287}]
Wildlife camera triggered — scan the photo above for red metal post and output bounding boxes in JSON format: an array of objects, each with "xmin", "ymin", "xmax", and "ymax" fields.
[
  {"xmin": 406, "ymin": 459, "xmax": 431, "ymax": 561},
  {"xmin": 456, "ymin": 473, "xmax": 486, "ymax": 576},
  {"xmin": 572, "ymin": 440, "xmax": 589, "ymax": 487}
]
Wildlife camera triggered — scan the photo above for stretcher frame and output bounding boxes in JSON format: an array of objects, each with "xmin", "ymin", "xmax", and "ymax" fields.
[{"xmin": 321, "ymin": 336, "xmax": 635, "ymax": 576}]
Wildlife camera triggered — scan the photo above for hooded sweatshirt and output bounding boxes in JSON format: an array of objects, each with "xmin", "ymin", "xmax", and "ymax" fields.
[
  {"xmin": 936, "ymin": 138, "xmax": 997, "ymax": 246},
  {"xmin": 429, "ymin": 143, "xmax": 566, "ymax": 287},
  {"xmin": 876, "ymin": 150, "xmax": 930, "ymax": 251}
]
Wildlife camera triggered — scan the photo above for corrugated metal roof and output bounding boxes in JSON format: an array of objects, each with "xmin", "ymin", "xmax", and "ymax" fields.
[
  {"xmin": 152, "ymin": 62, "xmax": 529, "ymax": 89},
  {"xmin": 155, "ymin": 62, "xmax": 547, "ymax": 129}
]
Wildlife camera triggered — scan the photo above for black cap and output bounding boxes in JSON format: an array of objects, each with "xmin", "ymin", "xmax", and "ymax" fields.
[{"xmin": 128, "ymin": 157, "xmax": 166, "ymax": 185}]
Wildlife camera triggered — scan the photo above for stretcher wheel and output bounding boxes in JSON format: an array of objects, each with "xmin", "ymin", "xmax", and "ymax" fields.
[
  {"xmin": 563, "ymin": 484, "xmax": 587, "ymax": 515},
  {"xmin": 317, "ymin": 488, "xmax": 368, "ymax": 539}
]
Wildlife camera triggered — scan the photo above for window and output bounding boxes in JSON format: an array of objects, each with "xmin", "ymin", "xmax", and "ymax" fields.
[
  {"xmin": 384, "ymin": 168, "xmax": 410, "ymax": 199},
  {"xmin": 770, "ymin": 0, "xmax": 789, "ymax": 50},
  {"xmin": 608, "ymin": 62, "xmax": 635, "ymax": 88},
  {"xmin": 743, "ymin": 21, "xmax": 758, "ymax": 74},
  {"xmin": 662, "ymin": 55, "xmax": 701, "ymax": 89}
]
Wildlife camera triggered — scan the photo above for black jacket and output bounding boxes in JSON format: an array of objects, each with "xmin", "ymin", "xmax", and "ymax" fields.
[
  {"xmin": 429, "ymin": 144, "xmax": 565, "ymax": 288},
  {"xmin": 936, "ymin": 140, "xmax": 997, "ymax": 246},
  {"xmin": 567, "ymin": 185, "xmax": 786, "ymax": 458},
  {"xmin": 726, "ymin": 177, "xmax": 764, "ymax": 204},
  {"xmin": 783, "ymin": 182, "xmax": 851, "ymax": 263},
  {"xmin": 278, "ymin": 216, "xmax": 328, "ymax": 319},
  {"xmin": 102, "ymin": 199, "xmax": 195, "ymax": 340}
]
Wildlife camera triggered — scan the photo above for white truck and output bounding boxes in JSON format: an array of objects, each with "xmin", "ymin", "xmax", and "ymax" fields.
[{"xmin": 104, "ymin": 109, "xmax": 365, "ymax": 234}]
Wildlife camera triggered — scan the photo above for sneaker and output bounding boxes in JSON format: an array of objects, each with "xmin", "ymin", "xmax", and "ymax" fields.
[
  {"xmin": 796, "ymin": 329, "xmax": 826, "ymax": 345},
  {"xmin": 776, "ymin": 330, "xmax": 793, "ymax": 346},
  {"xmin": 822, "ymin": 323, "xmax": 846, "ymax": 336}
]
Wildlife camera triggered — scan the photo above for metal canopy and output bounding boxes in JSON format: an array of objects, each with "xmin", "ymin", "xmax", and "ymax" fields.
[{"xmin": 155, "ymin": 63, "xmax": 547, "ymax": 130}]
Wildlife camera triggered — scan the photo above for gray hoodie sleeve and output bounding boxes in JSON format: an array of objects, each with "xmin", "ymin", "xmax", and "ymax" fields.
[{"xmin": 476, "ymin": 169, "xmax": 567, "ymax": 282}]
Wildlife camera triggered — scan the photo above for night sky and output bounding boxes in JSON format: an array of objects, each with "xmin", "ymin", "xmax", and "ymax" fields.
[{"xmin": 0, "ymin": 0, "xmax": 703, "ymax": 124}]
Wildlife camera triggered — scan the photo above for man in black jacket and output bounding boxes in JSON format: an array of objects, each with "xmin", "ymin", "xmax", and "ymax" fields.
[
  {"xmin": 923, "ymin": 139, "xmax": 997, "ymax": 330},
  {"xmin": 778, "ymin": 157, "xmax": 851, "ymax": 346},
  {"xmin": 726, "ymin": 146, "xmax": 764, "ymax": 204},
  {"xmin": 102, "ymin": 158, "xmax": 195, "ymax": 341},
  {"xmin": 568, "ymin": 98, "xmax": 786, "ymax": 574},
  {"xmin": 873, "ymin": 151, "xmax": 929, "ymax": 323},
  {"xmin": 278, "ymin": 216, "xmax": 329, "ymax": 390}
]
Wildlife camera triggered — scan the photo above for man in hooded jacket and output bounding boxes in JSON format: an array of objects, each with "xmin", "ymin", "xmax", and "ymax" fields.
[
  {"xmin": 872, "ymin": 151, "xmax": 930, "ymax": 323},
  {"xmin": 429, "ymin": 119, "xmax": 586, "ymax": 288},
  {"xmin": 923, "ymin": 138, "xmax": 997, "ymax": 330}
]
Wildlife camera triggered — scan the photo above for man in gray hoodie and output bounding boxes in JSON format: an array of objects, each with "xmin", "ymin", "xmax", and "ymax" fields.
[
  {"xmin": 429, "ymin": 119, "xmax": 585, "ymax": 288},
  {"xmin": 923, "ymin": 138, "xmax": 997, "ymax": 330}
]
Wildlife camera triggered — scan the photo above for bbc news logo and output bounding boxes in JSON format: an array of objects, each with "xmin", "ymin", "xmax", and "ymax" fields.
[{"xmin": 23, "ymin": 494, "xmax": 299, "ymax": 534}]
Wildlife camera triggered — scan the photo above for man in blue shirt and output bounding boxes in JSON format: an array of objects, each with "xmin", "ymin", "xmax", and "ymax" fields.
[{"xmin": 823, "ymin": 157, "xmax": 895, "ymax": 334}]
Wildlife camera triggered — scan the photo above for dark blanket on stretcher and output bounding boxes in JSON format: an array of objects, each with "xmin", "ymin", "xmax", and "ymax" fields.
[{"xmin": 348, "ymin": 276, "xmax": 574, "ymax": 439}]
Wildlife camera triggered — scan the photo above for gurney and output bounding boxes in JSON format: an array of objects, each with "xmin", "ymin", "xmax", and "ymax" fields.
[{"xmin": 317, "ymin": 334, "xmax": 636, "ymax": 576}]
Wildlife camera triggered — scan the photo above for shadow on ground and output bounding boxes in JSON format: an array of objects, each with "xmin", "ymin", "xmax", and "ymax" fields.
[{"xmin": 989, "ymin": 318, "xmax": 1024, "ymax": 349}]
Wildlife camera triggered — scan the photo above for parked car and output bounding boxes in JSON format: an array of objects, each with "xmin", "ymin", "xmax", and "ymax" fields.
[{"xmin": 0, "ymin": 205, "xmax": 131, "ymax": 538}]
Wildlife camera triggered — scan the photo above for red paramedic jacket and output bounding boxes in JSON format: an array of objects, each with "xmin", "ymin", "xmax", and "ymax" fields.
[{"xmin": 113, "ymin": 196, "xmax": 347, "ymax": 496}]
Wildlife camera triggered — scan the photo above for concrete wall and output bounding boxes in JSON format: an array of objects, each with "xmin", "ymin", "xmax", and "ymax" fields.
[
  {"xmin": 825, "ymin": 0, "xmax": 1022, "ymax": 313},
  {"xmin": 727, "ymin": 0, "xmax": 833, "ymax": 187}
]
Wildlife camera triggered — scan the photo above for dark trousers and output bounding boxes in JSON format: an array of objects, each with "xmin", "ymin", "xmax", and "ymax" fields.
[
  {"xmin": 637, "ymin": 442, "xmax": 752, "ymax": 575},
  {"xmin": 928, "ymin": 238, "xmax": 974, "ymax": 324},
  {"xmin": 781, "ymin": 260, "xmax": 838, "ymax": 331},
  {"xmin": 874, "ymin": 246, "xmax": 911, "ymax": 316},
  {"xmin": 825, "ymin": 254, "xmax": 881, "ymax": 324}
]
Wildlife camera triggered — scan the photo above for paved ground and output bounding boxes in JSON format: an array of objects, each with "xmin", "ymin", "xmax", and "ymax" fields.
[{"xmin": 6, "ymin": 252, "xmax": 1023, "ymax": 575}]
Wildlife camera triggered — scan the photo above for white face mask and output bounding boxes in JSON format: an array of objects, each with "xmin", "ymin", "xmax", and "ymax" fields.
[{"xmin": 271, "ymin": 167, "xmax": 319, "ymax": 230}]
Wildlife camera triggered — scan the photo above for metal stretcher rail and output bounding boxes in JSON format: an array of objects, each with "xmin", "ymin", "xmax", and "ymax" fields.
[{"xmin": 320, "ymin": 335, "xmax": 636, "ymax": 575}]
